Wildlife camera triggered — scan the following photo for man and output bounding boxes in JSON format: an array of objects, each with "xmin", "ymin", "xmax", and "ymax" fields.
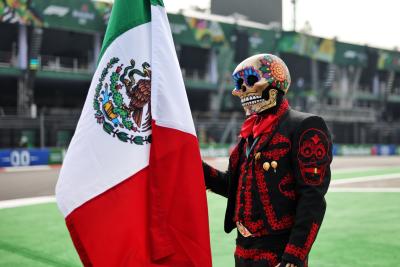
[{"xmin": 203, "ymin": 54, "xmax": 332, "ymax": 267}]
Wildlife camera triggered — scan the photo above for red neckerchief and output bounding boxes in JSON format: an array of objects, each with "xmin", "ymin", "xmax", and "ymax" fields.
[{"xmin": 240, "ymin": 99, "xmax": 289, "ymax": 139}]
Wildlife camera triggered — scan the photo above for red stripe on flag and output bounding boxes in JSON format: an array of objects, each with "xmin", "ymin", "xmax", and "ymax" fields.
[
  {"xmin": 65, "ymin": 122, "xmax": 212, "ymax": 267},
  {"xmin": 149, "ymin": 121, "xmax": 212, "ymax": 266},
  {"xmin": 66, "ymin": 168, "xmax": 151, "ymax": 266}
]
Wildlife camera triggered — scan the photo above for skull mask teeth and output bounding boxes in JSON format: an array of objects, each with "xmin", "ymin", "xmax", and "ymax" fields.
[{"xmin": 231, "ymin": 54, "xmax": 291, "ymax": 115}]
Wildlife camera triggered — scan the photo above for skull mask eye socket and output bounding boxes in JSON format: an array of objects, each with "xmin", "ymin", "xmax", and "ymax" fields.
[
  {"xmin": 232, "ymin": 66, "xmax": 260, "ymax": 90},
  {"xmin": 235, "ymin": 78, "xmax": 244, "ymax": 90},
  {"xmin": 246, "ymin": 75, "xmax": 259, "ymax": 87}
]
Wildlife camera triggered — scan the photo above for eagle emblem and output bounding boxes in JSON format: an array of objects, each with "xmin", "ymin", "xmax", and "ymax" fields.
[{"xmin": 93, "ymin": 57, "xmax": 152, "ymax": 145}]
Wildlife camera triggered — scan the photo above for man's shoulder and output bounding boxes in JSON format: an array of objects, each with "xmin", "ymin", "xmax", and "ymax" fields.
[
  {"xmin": 286, "ymin": 108, "xmax": 319, "ymax": 124},
  {"xmin": 282, "ymin": 109, "xmax": 328, "ymax": 135}
]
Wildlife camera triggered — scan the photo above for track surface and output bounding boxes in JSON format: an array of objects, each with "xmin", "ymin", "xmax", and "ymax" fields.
[
  {"xmin": 0, "ymin": 169, "xmax": 59, "ymax": 201},
  {"xmin": 0, "ymin": 156, "xmax": 399, "ymax": 201}
]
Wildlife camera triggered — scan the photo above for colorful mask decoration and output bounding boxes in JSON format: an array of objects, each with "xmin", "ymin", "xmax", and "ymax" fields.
[{"xmin": 232, "ymin": 54, "xmax": 291, "ymax": 115}]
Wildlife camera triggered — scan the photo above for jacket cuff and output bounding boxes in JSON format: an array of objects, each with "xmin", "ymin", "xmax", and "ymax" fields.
[{"xmin": 281, "ymin": 253, "xmax": 305, "ymax": 267}]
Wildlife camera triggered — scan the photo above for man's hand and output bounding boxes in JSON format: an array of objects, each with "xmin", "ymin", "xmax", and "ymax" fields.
[{"xmin": 274, "ymin": 264, "xmax": 297, "ymax": 267}]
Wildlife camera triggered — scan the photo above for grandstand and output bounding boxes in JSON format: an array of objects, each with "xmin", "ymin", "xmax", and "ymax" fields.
[{"xmin": 1, "ymin": 0, "xmax": 400, "ymax": 151}]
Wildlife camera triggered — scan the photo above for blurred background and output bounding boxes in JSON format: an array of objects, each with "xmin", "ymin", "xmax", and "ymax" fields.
[
  {"xmin": 0, "ymin": 0, "xmax": 399, "ymax": 266},
  {"xmin": 0, "ymin": 0, "xmax": 400, "ymax": 153}
]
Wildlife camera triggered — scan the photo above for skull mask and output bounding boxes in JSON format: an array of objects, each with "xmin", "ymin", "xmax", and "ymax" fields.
[
  {"xmin": 297, "ymin": 129, "xmax": 331, "ymax": 185},
  {"xmin": 232, "ymin": 54, "xmax": 291, "ymax": 115}
]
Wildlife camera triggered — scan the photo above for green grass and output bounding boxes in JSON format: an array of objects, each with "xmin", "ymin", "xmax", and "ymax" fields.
[
  {"xmin": 332, "ymin": 166, "xmax": 400, "ymax": 180},
  {"xmin": 0, "ymin": 204, "xmax": 80, "ymax": 267},
  {"xmin": 1, "ymin": 192, "xmax": 400, "ymax": 267},
  {"xmin": 310, "ymin": 193, "xmax": 400, "ymax": 267}
]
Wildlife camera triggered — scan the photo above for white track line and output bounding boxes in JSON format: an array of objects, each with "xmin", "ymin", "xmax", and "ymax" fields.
[
  {"xmin": 331, "ymin": 173, "xmax": 400, "ymax": 185},
  {"xmin": 0, "ymin": 196, "xmax": 56, "ymax": 209},
  {"xmin": 1, "ymin": 172, "xmax": 399, "ymax": 210},
  {"xmin": 329, "ymin": 187, "xmax": 400, "ymax": 192},
  {"xmin": 333, "ymin": 166, "xmax": 400, "ymax": 173},
  {"xmin": 0, "ymin": 165, "xmax": 54, "ymax": 173}
]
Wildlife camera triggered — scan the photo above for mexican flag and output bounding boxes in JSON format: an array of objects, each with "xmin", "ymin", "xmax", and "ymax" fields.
[{"xmin": 55, "ymin": 1, "xmax": 212, "ymax": 266}]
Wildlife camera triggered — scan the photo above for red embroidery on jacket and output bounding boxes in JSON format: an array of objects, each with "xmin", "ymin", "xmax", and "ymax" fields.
[
  {"xmin": 265, "ymin": 134, "xmax": 291, "ymax": 161},
  {"xmin": 271, "ymin": 133, "xmax": 290, "ymax": 145},
  {"xmin": 243, "ymin": 159, "xmax": 254, "ymax": 231},
  {"xmin": 244, "ymin": 220, "xmax": 265, "ymax": 234},
  {"xmin": 254, "ymin": 165, "xmax": 294, "ymax": 230},
  {"xmin": 233, "ymin": 157, "xmax": 247, "ymax": 223},
  {"xmin": 241, "ymin": 157, "xmax": 263, "ymax": 234},
  {"xmin": 284, "ymin": 223, "xmax": 320, "ymax": 260},
  {"xmin": 263, "ymin": 148, "xmax": 290, "ymax": 161},
  {"xmin": 278, "ymin": 173, "xmax": 296, "ymax": 200},
  {"xmin": 235, "ymin": 245, "xmax": 279, "ymax": 266},
  {"xmin": 298, "ymin": 128, "xmax": 331, "ymax": 185},
  {"xmin": 234, "ymin": 148, "xmax": 269, "ymax": 234},
  {"xmin": 209, "ymin": 167, "xmax": 218, "ymax": 178}
]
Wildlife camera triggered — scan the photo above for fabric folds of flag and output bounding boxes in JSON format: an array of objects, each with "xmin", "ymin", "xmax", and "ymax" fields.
[{"xmin": 55, "ymin": 1, "xmax": 212, "ymax": 266}]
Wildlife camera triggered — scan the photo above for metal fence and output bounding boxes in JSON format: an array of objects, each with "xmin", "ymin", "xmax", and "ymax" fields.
[
  {"xmin": 39, "ymin": 55, "xmax": 93, "ymax": 73},
  {"xmin": 1, "ymin": 109, "xmax": 400, "ymax": 148}
]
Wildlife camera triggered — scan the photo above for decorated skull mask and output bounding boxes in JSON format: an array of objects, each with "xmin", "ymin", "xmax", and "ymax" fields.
[
  {"xmin": 232, "ymin": 54, "xmax": 291, "ymax": 115},
  {"xmin": 297, "ymin": 128, "xmax": 331, "ymax": 185}
]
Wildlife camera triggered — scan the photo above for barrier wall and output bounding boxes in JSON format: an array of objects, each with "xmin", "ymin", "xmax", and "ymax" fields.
[
  {"xmin": 200, "ymin": 144, "xmax": 400, "ymax": 158},
  {"xmin": 0, "ymin": 145, "xmax": 399, "ymax": 167},
  {"xmin": 0, "ymin": 148, "xmax": 65, "ymax": 167}
]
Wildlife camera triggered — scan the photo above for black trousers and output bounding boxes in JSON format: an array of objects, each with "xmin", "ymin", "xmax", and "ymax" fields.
[{"xmin": 234, "ymin": 231, "xmax": 291, "ymax": 267}]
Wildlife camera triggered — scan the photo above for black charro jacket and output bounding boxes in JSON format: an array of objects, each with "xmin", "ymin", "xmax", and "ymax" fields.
[{"xmin": 203, "ymin": 108, "xmax": 332, "ymax": 267}]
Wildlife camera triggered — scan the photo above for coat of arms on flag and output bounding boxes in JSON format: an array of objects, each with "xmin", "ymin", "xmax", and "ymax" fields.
[{"xmin": 93, "ymin": 57, "xmax": 152, "ymax": 145}]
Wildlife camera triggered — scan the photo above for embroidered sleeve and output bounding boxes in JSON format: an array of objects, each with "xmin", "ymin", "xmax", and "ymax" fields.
[
  {"xmin": 281, "ymin": 116, "xmax": 332, "ymax": 267},
  {"xmin": 202, "ymin": 161, "xmax": 228, "ymax": 197},
  {"xmin": 202, "ymin": 142, "xmax": 242, "ymax": 198}
]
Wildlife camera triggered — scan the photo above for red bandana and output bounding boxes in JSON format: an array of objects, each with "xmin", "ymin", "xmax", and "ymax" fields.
[{"xmin": 240, "ymin": 100, "xmax": 289, "ymax": 139}]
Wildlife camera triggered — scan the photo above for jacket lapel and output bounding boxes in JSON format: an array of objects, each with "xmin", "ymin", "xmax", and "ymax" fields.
[{"xmin": 255, "ymin": 109, "xmax": 290, "ymax": 153}]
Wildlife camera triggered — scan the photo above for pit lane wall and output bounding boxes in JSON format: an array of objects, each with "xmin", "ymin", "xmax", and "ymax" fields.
[
  {"xmin": 0, "ymin": 148, "xmax": 65, "ymax": 167},
  {"xmin": 0, "ymin": 145, "xmax": 399, "ymax": 167}
]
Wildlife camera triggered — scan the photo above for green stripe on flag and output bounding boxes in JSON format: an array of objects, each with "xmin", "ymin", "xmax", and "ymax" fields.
[
  {"xmin": 98, "ymin": 0, "xmax": 151, "ymax": 63},
  {"xmin": 150, "ymin": 0, "xmax": 164, "ymax": 7}
]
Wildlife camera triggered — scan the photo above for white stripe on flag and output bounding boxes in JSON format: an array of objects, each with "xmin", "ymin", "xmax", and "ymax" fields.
[
  {"xmin": 56, "ymin": 24, "xmax": 152, "ymax": 217},
  {"xmin": 151, "ymin": 5, "xmax": 196, "ymax": 136}
]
